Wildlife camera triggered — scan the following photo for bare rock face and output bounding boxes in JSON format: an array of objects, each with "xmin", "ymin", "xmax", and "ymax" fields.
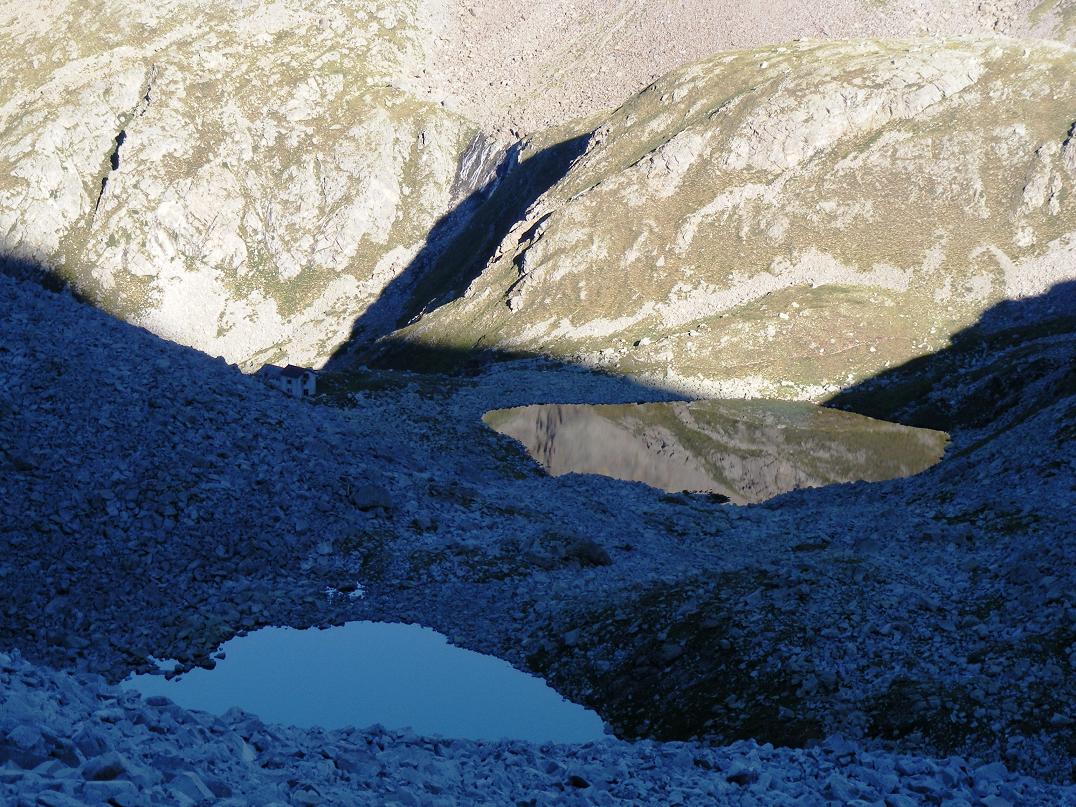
[
  {"xmin": 431, "ymin": 0, "xmax": 1076, "ymax": 134},
  {"xmin": 4, "ymin": 8, "xmax": 1073, "ymax": 382},
  {"xmin": 0, "ymin": 0, "xmax": 483, "ymax": 367},
  {"xmin": 398, "ymin": 38, "xmax": 1076, "ymax": 398}
]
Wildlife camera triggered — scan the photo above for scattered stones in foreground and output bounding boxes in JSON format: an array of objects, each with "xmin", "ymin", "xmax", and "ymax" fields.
[{"xmin": 2, "ymin": 651, "xmax": 1072, "ymax": 806}]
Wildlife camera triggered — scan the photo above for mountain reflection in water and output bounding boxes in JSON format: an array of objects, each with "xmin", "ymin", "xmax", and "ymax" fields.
[{"xmin": 483, "ymin": 400, "xmax": 948, "ymax": 504}]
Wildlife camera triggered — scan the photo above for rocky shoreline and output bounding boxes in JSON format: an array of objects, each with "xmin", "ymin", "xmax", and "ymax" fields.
[{"xmin": 5, "ymin": 650, "xmax": 1072, "ymax": 806}]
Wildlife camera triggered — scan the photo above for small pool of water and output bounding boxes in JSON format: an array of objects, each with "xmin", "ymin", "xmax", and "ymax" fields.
[
  {"xmin": 122, "ymin": 621, "xmax": 605, "ymax": 744},
  {"xmin": 484, "ymin": 399, "xmax": 948, "ymax": 504}
]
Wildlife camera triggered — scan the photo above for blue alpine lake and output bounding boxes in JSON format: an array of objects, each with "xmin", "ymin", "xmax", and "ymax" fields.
[{"xmin": 122, "ymin": 620, "xmax": 606, "ymax": 743}]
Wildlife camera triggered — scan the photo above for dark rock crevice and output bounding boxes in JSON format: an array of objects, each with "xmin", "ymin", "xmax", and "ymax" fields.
[
  {"xmin": 450, "ymin": 131, "xmax": 521, "ymax": 205},
  {"xmin": 94, "ymin": 130, "xmax": 128, "ymax": 213},
  {"xmin": 92, "ymin": 67, "xmax": 156, "ymax": 216}
]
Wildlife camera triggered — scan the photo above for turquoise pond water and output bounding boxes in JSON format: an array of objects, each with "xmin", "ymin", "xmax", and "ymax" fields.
[{"xmin": 122, "ymin": 621, "xmax": 606, "ymax": 744}]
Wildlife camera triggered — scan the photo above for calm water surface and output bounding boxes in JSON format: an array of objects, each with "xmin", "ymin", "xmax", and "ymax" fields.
[
  {"xmin": 123, "ymin": 621, "xmax": 606, "ymax": 743},
  {"xmin": 484, "ymin": 399, "xmax": 948, "ymax": 504}
]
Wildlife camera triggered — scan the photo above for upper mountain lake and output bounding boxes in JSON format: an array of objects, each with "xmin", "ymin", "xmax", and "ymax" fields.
[
  {"xmin": 123, "ymin": 621, "xmax": 606, "ymax": 744},
  {"xmin": 483, "ymin": 399, "xmax": 949, "ymax": 504}
]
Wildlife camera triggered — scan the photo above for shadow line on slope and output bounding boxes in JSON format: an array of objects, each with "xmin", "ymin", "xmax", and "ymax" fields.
[
  {"xmin": 0, "ymin": 253, "xmax": 80, "ymax": 295},
  {"xmin": 323, "ymin": 132, "xmax": 591, "ymax": 371},
  {"xmin": 0, "ymin": 249, "xmax": 687, "ymax": 685},
  {"xmin": 826, "ymin": 279, "xmax": 1076, "ymax": 441}
]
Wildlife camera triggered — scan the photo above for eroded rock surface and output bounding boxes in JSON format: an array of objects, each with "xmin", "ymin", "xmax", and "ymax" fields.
[
  {"xmin": 0, "ymin": 0, "xmax": 488, "ymax": 367},
  {"xmin": 399, "ymin": 38, "xmax": 1076, "ymax": 398}
]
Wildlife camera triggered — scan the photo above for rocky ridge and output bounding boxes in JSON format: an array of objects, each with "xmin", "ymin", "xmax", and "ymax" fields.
[
  {"xmin": 396, "ymin": 37, "xmax": 1076, "ymax": 399},
  {"xmin": 3, "ymin": 4, "xmax": 1073, "ymax": 381},
  {"xmin": 0, "ymin": 0, "xmax": 503, "ymax": 368}
]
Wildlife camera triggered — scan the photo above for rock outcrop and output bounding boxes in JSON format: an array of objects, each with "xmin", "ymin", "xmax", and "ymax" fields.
[
  {"xmin": 0, "ymin": 0, "xmax": 490, "ymax": 368},
  {"xmin": 397, "ymin": 38, "xmax": 1076, "ymax": 398},
  {"xmin": 3, "ymin": 5, "xmax": 1075, "ymax": 800},
  {"xmin": 5, "ymin": 9, "xmax": 1072, "ymax": 381}
]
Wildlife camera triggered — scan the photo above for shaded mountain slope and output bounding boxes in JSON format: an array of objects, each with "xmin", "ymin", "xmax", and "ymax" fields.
[
  {"xmin": 2, "ymin": 6, "xmax": 1075, "ymax": 801},
  {"xmin": 1, "ymin": 269, "xmax": 1072, "ymax": 782}
]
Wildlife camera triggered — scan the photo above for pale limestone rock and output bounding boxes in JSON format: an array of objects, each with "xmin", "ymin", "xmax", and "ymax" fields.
[
  {"xmin": 722, "ymin": 48, "xmax": 984, "ymax": 173},
  {"xmin": 1063, "ymin": 127, "xmax": 1076, "ymax": 176},
  {"xmin": 0, "ymin": 0, "xmax": 480, "ymax": 367},
  {"xmin": 399, "ymin": 39, "xmax": 1076, "ymax": 399}
]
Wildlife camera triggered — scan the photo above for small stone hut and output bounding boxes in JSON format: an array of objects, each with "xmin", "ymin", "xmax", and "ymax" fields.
[{"xmin": 257, "ymin": 364, "xmax": 317, "ymax": 398}]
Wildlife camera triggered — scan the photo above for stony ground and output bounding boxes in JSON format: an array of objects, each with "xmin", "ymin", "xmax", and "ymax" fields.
[
  {"xmin": 3, "ymin": 650, "xmax": 1070, "ymax": 806},
  {"xmin": 3, "ymin": 2, "xmax": 1074, "ymax": 803},
  {"xmin": 428, "ymin": 0, "xmax": 1076, "ymax": 133},
  {"xmin": 2, "ymin": 264, "xmax": 1074, "ymax": 804}
]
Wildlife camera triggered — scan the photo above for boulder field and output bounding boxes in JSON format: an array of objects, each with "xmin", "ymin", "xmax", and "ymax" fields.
[{"xmin": 2, "ymin": 1, "xmax": 1075, "ymax": 804}]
